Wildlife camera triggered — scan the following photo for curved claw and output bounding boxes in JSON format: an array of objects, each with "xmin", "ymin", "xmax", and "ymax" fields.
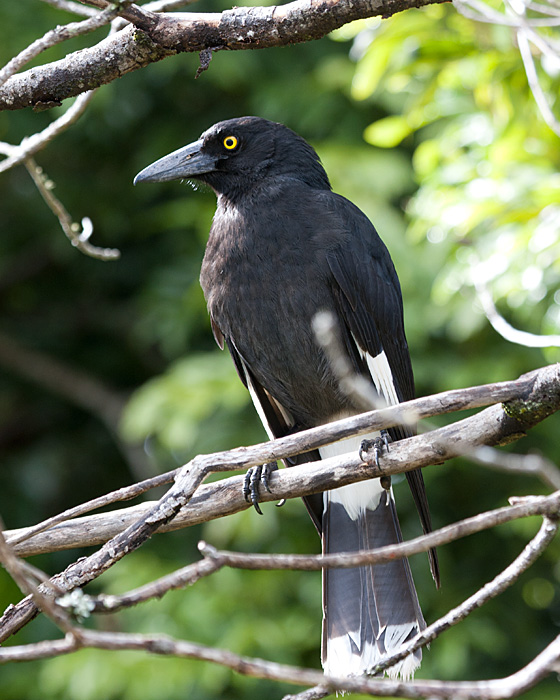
[
  {"xmin": 242, "ymin": 468, "xmax": 253, "ymax": 502},
  {"xmin": 242, "ymin": 462, "xmax": 279, "ymax": 514},
  {"xmin": 359, "ymin": 429, "xmax": 391, "ymax": 469},
  {"xmin": 261, "ymin": 462, "xmax": 274, "ymax": 492}
]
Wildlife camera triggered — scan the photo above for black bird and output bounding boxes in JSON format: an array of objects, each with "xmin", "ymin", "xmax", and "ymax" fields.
[{"xmin": 135, "ymin": 117, "xmax": 439, "ymax": 679}]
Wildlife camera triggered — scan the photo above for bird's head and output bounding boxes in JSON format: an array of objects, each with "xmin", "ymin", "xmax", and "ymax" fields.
[{"xmin": 134, "ymin": 116, "xmax": 330, "ymax": 198}]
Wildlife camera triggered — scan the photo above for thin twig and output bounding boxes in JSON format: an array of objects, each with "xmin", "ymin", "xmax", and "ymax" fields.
[
  {"xmin": 454, "ymin": 0, "xmax": 560, "ymax": 136},
  {"xmin": 517, "ymin": 27, "xmax": 560, "ymax": 138},
  {"xmin": 0, "ymin": 5, "xmax": 119, "ymax": 88},
  {"xmin": 368, "ymin": 516, "xmax": 560, "ymax": 676},
  {"xmin": 1, "ymin": 626, "xmax": 559, "ymax": 699},
  {"xmin": 0, "ymin": 91, "xmax": 94, "ymax": 174},
  {"xmin": 41, "ymin": 0, "xmax": 100, "ymax": 16},
  {"xmin": 90, "ymin": 557, "xmax": 222, "ymax": 612},
  {"xmin": 312, "ymin": 311, "xmax": 390, "ymax": 413},
  {"xmin": 25, "ymin": 157, "xmax": 120, "ymax": 260},
  {"xmin": 468, "ymin": 445, "xmax": 560, "ymax": 491},
  {"xmin": 197, "ymin": 492, "xmax": 560, "ymax": 572},
  {"xmin": 474, "ymin": 278, "xmax": 560, "ymax": 347},
  {"xmin": 7, "ymin": 469, "xmax": 177, "ymax": 547},
  {"xmin": 79, "ymin": 0, "xmax": 158, "ymax": 30}
]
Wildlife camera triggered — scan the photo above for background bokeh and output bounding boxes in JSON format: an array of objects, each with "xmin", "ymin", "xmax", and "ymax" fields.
[{"xmin": 1, "ymin": 2, "xmax": 560, "ymax": 698}]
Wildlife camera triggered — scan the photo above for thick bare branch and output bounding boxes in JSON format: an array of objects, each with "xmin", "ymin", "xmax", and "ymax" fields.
[
  {"xmin": 4, "ymin": 364, "xmax": 560, "ymax": 558},
  {"xmin": 0, "ymin": 0, "xmax": 447, "ymax": 111},
  {"xmin": 1, "ymin": 364, "xmax": 558, "ymax": 643},
  {"xmin": 83, "ymin": 492, "xmax": 560, "ymax": 618}
]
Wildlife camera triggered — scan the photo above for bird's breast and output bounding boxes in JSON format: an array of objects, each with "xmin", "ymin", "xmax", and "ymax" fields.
[{"xmin": 199, "ymin": 200, "xmax": 349, "ymax": 426}]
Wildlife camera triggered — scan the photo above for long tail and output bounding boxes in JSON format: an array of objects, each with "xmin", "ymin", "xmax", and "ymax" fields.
[{"xmin": 320, "ymin": 446, "xmax": 425, "ymax": 679}]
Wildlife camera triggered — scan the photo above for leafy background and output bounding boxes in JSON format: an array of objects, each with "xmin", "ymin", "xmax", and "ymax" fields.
[{"xmin": 1, "ymin": 2, "xmax": 560, "ymax": 698}]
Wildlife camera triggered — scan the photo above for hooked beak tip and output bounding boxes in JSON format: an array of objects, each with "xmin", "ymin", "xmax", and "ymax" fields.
[{"xmin": 133, "ymin": 139, "xmax": 213, "ymax": 185}]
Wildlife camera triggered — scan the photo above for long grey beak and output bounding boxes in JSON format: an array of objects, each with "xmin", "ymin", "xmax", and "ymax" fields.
[{"xmin": 133, "ymin": 139, "xmax": 216, "ymax": 184}]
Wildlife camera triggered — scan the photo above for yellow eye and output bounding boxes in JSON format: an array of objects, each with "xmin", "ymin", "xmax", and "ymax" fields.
[{"xmin": 223, "ymin": 135, "xmax": 238, "ymax": 150}]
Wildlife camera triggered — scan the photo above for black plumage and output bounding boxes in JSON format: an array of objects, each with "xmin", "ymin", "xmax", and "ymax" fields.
[{"xmin": 135, "ymin": 116, "xmax": 439, "ymax": 678}]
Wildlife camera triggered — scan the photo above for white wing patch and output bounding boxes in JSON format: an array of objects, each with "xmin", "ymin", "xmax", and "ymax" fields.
[
  {"xmin": 240, "ymin": 357, "xmax": 293, "ymax": 439},
  {"xmin": 350, "ymin": 334, "xmax": 399, "ymax": 407},
  {"xmin": 245, "ymin": 370, "xmax": 276, "ymax": 439},
  {"xmin": 365, "ymin": 350, "xmax": 400, "ymax": 406}
]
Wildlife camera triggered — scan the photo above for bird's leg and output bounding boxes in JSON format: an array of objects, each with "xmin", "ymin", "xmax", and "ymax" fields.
[
  {"xmin": 242, "ymin": 461, "xmax": 279, "ymax": 514},
  {"xmin": 359, "ymin": 429, "xmax": 391, "ymax": 470}
]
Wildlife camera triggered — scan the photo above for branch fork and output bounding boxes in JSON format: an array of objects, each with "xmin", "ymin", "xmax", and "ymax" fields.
[{"xmin": 1, "ymin": 364, "xmax": 559, "ymax": 697}]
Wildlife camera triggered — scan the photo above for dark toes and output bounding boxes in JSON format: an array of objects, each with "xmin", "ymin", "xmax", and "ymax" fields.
[
  {"xmin": 381, "ymin": 428, "xmax": 390, "ymax": 451},
  {"xmin": 243, "ymin": 461, "xmax": 281, "ymax": 514},
  {"xmin": 261, "ymin": 461, "xmax": 278, "ymax": 493},
  {"xmin": 243, "ymin": 465, "xmax": 263, "ymax": 514},
  {"xmin": 359, "ymin": 438, "xmax": 382, "ymax": 467},
  {"xmin": 359, "ymin": 430, "xmax": 390, "ymax": 469},
  {"xmin": 243, "ymin": 462, "xmax": 285, "ymax": 515}
]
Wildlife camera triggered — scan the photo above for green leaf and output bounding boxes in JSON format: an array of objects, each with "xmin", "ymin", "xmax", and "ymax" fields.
[{"xmin": 364, "ymin": 116, "xmax": 413, "ymax": 148}]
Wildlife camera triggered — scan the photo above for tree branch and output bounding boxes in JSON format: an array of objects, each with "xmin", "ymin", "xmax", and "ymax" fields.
[
  {"xmin": 80, "ymin": 0, "xmax": 160, "ymax": 31},
  {"xmin": 42, "ymin": 0, "xmax": 100, "ymax": 17},
  {"xmin": 0, "ymin": 5, "xmax": 119, "ymax": 89},
  {"xmin": 80, "ymin": 494, "xmax": 560, "ymax": 615},
  {"xmin": 0, "ymin": 364, "xmax": 558, "ymax": 643},
  {"xmin": 24, "ymin": 157, "xmax": 121, "ymax": 260},
  {"xmin": 367, "ymin": 515, "xmax": 559, "ymax": 678},
  {"xmin": 0, "ymin": 364, "xmax": 559, "ymax": 697},
  {"xmin": 474, "ymin": 278, "xmax": 560, "ymax": 348},
  {"xmin": 0, "ymin": 0, "xmax": 447, "ymax": 111},
  {"xmin": 4, "ymin": 363, "xmax": 560, "ymax": 559},
  {"xmin": 1, "ymin": 624, "xmax": 559, "ymax": 699}
]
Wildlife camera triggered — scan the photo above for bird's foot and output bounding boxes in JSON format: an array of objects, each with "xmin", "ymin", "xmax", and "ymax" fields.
[
  {"xmin": 242, "ymin": 461, "xmax": 279, "ymax": 515},
  {"xmin": 359, "ymin": 431, "xmax": 392, "ymax": 490},
  {"xmin": 359, "ymin": 430, "xmax": 391, "ymax": 470}
]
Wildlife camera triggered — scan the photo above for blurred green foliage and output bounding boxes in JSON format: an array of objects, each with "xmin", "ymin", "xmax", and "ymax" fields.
[{"xmin": 0, "ymin": 1, "xmax": 559, "ymax": 698}]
